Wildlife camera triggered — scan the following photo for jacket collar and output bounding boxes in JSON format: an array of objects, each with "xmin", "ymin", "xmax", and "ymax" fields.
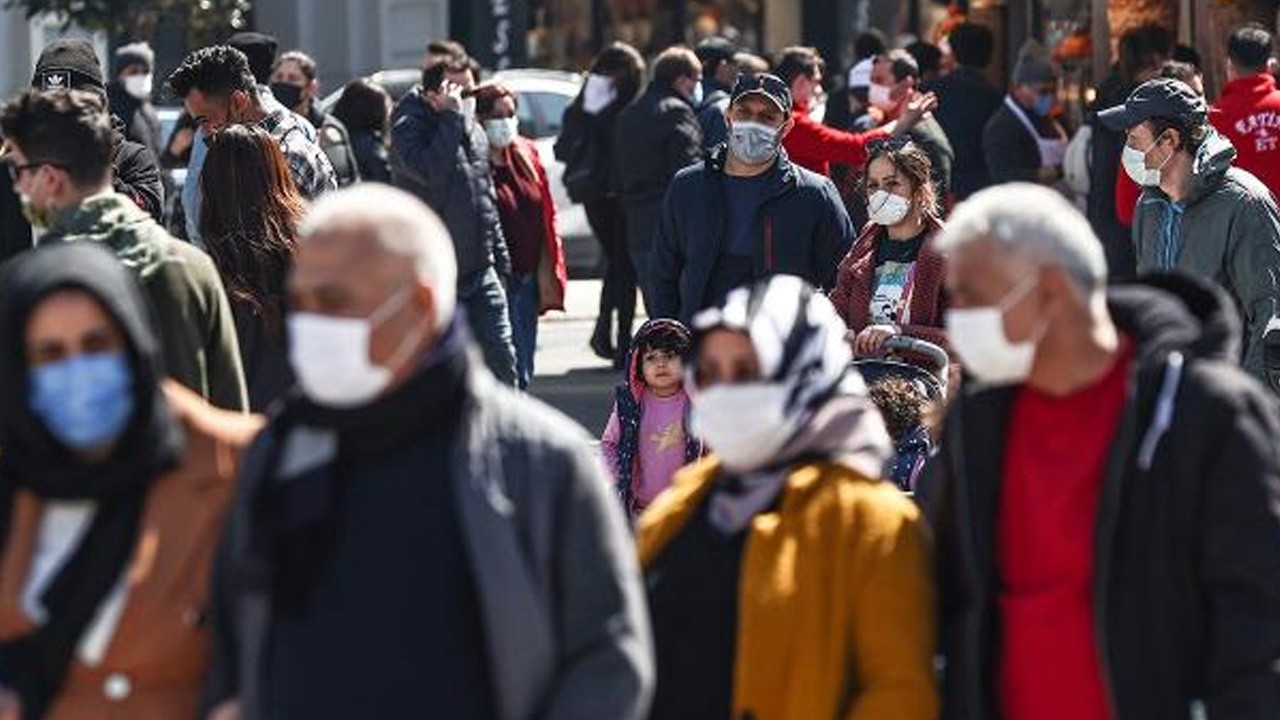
[{"xmin": 706, "ymin": 143, "xmax": 798, "ymax": 194}]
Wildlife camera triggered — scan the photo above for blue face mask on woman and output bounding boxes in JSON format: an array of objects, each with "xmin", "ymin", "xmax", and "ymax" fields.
[{"xmin": 30, "ymin": 353, "xmax": 135, "ymax": 452}]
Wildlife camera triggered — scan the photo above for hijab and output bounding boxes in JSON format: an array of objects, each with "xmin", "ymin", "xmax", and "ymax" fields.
[{"xmin": 690, "ymin": 275, "xmax": 892, "ymax": 533}]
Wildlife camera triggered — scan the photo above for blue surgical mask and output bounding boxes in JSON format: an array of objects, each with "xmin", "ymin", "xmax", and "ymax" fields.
[
  {"xmin": 30, "ymin": 353, "xmax": 135, "ymax": 451},
  {"xmin": 1033, "ymin": 93, "xmax": 1055, "ymax": 117},
  {"xmin": 690, "ymin": 80, "xmax": 704, "ymax": 107}
]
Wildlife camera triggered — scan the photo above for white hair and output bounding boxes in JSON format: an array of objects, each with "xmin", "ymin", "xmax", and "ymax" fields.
[
  {"xmin": 936, "ymin": 183, "xmax": 1107, "ymax": 291},
  {"xmin": 299, "ymin": 183, "xmax": 457, "ymax": 323}
]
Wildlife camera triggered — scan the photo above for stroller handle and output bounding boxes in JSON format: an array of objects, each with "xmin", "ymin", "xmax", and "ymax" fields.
[{"xmin": 882, "ymin": 335, "xmax": 949, "ymax": 374}]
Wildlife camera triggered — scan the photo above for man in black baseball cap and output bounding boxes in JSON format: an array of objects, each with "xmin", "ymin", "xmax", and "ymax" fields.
[
  {"xmin": 1100, "ymin": 76, "xmax": 1280, "ymax": 393},
  {"xmin": 647, "ymin": 70, "xmax": 854, "ymax": 323},
  {"xmin": 0, "ymin": 39, "xmax": 163, "ymax": 264}
]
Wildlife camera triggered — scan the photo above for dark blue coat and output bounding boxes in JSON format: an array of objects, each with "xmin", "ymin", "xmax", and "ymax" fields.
[{"xmin": 647, "ymin": 145, "xmax": 855, "ymax": 323}]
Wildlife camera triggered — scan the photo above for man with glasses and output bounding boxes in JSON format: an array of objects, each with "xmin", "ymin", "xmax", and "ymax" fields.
[
  {"xmin": 1100, "ymin": 76, "xmax": 1280, "ymax": 392},
  {"xmin": 648, "ymin": 74, "xmax": 855, "ymax": 323},
  {"xmin": 2, "ymin": 39, "xmax": 165, "ymax": 263},
  {"xmin": 0, "ymin": 89, "xmax": 247, "ymax": 411}
]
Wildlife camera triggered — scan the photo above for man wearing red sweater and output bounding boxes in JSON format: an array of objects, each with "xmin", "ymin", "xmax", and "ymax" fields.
[
  {"xmin": 1212, "ymin": 25, "xmax": 1280, "ymax": 200},
  {"xmin": 774, "ymin": 46, "xmax": 933, "ymax": 178},
  {"xmin": 924, "ymin": 183, "xmax": 1280, "ymax": 720}
]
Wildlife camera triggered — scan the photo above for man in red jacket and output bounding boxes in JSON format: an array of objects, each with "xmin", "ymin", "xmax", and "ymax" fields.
[
  {"xmin": 774, "ymin": 46, "xmax": 935, "ymax": 178},
  {"xmin": 1211, "ymin": 24, "xmax": 1280, "ymax": 199}
]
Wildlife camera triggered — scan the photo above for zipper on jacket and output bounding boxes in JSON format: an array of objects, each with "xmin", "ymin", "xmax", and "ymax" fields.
[
  {"xmin": 1092, "ymin": 361, "xmax": 1149, "ymax": 720},
  {"xmin": 764, "ymin": 218, "xmax": 774, "ymax": 270}
]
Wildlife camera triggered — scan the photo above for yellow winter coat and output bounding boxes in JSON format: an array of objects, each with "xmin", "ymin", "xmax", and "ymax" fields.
[{"xmin": 638, "ymin": 458, "xmax": 939, "ymax": 720}]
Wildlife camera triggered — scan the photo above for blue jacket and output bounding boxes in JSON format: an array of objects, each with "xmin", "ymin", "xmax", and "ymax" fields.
[{"xmin": 648, "ymin": 145, "xmax": 855, "ymax": 323}]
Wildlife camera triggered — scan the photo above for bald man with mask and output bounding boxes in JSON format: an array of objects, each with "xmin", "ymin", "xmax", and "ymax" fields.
[{"xmin": 206, "ymin": 184, "xmax": 653, "ymax": 720}]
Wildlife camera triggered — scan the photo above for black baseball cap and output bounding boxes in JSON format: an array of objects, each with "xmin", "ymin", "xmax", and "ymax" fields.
[
  {"xmin": 1098, "ymin": 77, "xmax": 1207, "ymax": 131},
  {"xmin": 730, "ymin": 73, "xmax": 792, "ymax": 114}
]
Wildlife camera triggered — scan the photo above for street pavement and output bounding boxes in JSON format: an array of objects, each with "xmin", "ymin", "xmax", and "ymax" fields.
[{"xmin": 529, "ymin": 280, "xmax": 638, "ymax": 436}]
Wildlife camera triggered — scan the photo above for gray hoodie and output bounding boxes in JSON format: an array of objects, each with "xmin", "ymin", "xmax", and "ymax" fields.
[{"xmin": 1133, "ymin": 130, "xmax": 1280, "ymax": 390}]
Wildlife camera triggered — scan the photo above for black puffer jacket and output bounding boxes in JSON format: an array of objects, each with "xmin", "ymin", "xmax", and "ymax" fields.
[
  {"xmin": 389, "ymin": 88, "xmax": 510, "ymax": 280},
  {"xmin": 923, "ymin": 273, "xmax": 1280, "ymax": 720},
  {"xmin": 648, "ymin": 146, "xmax": 854, "ymax": 323},
  {"xmin": 613, "ymin": 84, "xmax": 702, "ymax": 208}
]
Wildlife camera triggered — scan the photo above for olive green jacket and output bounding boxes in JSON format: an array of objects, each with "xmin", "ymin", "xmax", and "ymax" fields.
[{"xmin": 41, "ymin": 192, "xmax": 248, "ymax": 411}]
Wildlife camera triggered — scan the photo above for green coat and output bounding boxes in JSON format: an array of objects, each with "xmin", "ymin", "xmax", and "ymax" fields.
[{"xmin": 40, "ymin": 192, "xmax": 248, "ymax": 411}]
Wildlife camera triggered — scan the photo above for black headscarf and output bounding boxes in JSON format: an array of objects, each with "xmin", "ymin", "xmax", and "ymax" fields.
[{"xmin": 0, "ymin": 242, "xmax": 182, "ymax": 719}]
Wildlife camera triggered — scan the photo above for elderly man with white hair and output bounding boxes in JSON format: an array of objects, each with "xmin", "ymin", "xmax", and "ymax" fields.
[
  {"xmin": 204, "ymin": 184, "xmax": 654, "ymax": 720},
  {"xmin": 924, "ymin": 183, "xmax": 1280, "ymax": 720}
]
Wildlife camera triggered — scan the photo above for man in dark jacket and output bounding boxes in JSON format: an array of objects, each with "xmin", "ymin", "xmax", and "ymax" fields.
[
  {"xmin": 924, "ymin": 22, "xmax": 1002, "ymax": 200},
  {"xmin": 923, "ymin": 183, "xmax": 1280, "ymax": 720},
  {"xmin": 1101, "ymin": 77, "xmax": 1280, "ymax": 393},
  {"xmin": 205, "ymin": 184, "xmax": 653, "ymax": 720},
  {"xmin": 983, "ymin": 51, "xmax": 1067, "ymax": 187},
  {"xmin": 270, "ymin": 49, "xmax": 360, "ymax": 187},
  {"xmin": 614, "ymin": 47, "xmax": 703, "ymax": 307},
  {"xmin": 30, "ymin": 40, "xmax": 164, "ymax": 223},
  {"xmin": 0, "ymin": 89, "xmax": 247, "ymax": 411},
  {"xmin": 649, "ymin": 74, "xmax": 855, "ymax": 323},
  {"xmin": 694, "ymin": 37, "xmax": 739, "ymax": 153},
  {"xmin": 2, "ymin": 39, "xmax": 166, "ymax": 265},
  {"xmin": 390, "ymin": 54, "xmax": 518, "ymax": 386}
]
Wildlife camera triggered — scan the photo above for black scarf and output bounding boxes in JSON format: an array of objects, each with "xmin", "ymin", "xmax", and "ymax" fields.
[
  {"xmin": 0, "ymin": 244, "xmax": 183, "ymax": 719},
  {"xmin": 253, "ymin": 318, "xmax": 471, "ymax": 614}
]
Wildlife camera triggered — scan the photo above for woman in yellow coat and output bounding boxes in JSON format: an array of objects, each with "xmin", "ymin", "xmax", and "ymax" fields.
[{"xmin": 638, "ymin": 275, "xmax": 938, "ymax": 720}]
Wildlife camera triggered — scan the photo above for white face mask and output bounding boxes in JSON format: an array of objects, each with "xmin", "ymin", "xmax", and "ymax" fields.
[
  {"xmin": 123, "ymin": 73, "xmax": 153, "ymax": 101},
  {"xmin": 288, "ymin": 288, "xmax": 424, "ymax": 408},
  {"xmin": 867, "ymin": 190, "xmax": 912, "ymax": 226},
  {"xmin": 582, "ymin": 73, "xmax": 617, "ymax": 115},
  {"xmin": 691, "ymin": 382, "xmax": 798, "ymax": 473},
  {"xmin": 945, "ymin": 278, "xmax": 1040, "ymax": 387},
  {"xmin": 869, "ymin": 82, "xmax": 895, "ymax": 111},
  {"xmin": 460, "ymin": 96, "xmax": 477, "ymax": 123},
  {"xmin": 1121, "ymin": 134, "xmax": 1172, "ymax": 187},
  {"xmin": 484, "ymin": 117, "xmax": 519, "ymax": 148}
]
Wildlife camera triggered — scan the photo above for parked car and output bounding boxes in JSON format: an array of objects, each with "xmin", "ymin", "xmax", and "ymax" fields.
[{"xmin": 318, "ymin": 68, "xmax": 600, "ymax": 276}]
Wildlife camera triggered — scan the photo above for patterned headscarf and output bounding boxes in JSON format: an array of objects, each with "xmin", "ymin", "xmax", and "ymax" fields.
[{"xmin": 691, "ymin": 276, "xmax": 892, "ymax": 532}]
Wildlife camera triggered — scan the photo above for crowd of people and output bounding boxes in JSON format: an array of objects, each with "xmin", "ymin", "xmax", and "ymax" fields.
[{"xmin": 0, "ymin": 15, "xmax": 1277, "ymax": 720}]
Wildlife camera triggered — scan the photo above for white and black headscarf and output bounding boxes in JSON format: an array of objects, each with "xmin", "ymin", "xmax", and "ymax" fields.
[{"xmin": 690, "ymin": 276, "xmax": 892, "ymax": 532}]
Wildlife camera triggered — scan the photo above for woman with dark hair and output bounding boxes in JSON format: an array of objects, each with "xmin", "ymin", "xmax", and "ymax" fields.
[
  {"xmin": 829, "ymin": 139, "xmax": 949, "ymax": 358},
  {"xmin": 331, "ymin": 79, "xmax": 392, "ymax": 183},
  {"xmin": 0, "ymin": 242, "xmax": 261, "ymax": 720},
  {"xmin": 200, "ymin": 124, "xmax": 305, "ymax": 410},
  {"xmin": 639, "ymin": 275, "xmax": 936, "ymax": 720},
  {"xmin": 555, "ymin": 41, "xmax": 646, "ymax": 368},
  {"xmin": 474, "ymin": 82, "xmax": 568, "ymax": 390}
]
